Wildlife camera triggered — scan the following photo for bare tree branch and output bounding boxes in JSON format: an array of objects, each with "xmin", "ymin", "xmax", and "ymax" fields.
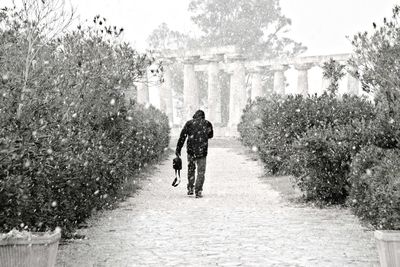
[{"xmin": 15, "ymin": 0, "xmax": 75, "ymax": 119}]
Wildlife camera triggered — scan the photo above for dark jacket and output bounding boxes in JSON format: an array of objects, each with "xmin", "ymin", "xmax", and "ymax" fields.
[{"xmin": 176, "ymin": 110, "xmax": 213, "ymax": 158}]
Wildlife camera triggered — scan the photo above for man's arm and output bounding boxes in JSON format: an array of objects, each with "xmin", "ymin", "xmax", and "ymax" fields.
[
  {"xmin": 207, "ymin": 121, "xmax": 214, "ymax": 139},
  {"xmin": 176, "ymin": 122, "xmax": 188, "ymax": 156}
]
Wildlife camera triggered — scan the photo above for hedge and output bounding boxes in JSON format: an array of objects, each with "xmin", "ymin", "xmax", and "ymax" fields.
[
  {"xmin": 349, "ymin": 146, "xmax": 400, "ymax": 230},
  {"xmin": 238, "ymin": 91, "xmax": 400, "ymax": 227},
  {"xmin": 239, "ymin": 93, "xmax": 375, "ymax": 176},
  {"xmin": 0, "ymin": 9, "xmax": 169, "ymax": 236},
  {"xmin": 0, "ymin": 101, "xmax": 170, "ymax": 236},
  {"xmin": 290, "ymin": 121, "xmax": 374, "ymax": 204}
]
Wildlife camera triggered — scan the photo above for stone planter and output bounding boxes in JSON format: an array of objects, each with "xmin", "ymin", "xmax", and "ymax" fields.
[
  {"xmin": 0, "ymin": 231, "xmax": 61, "ymax": 267},
  {"xmin": 375, "ymin": 230, "xmax": 400, "ymax": 267}
]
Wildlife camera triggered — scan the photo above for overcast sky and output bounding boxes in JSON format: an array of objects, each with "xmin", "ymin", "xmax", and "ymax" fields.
[
  {"xmin": 2, "ymin": 0, "xmax": 397, "ymax": 55},
  {"xmin": 66, "ymin": 0, "xmax": 399, "ymax": 56}
]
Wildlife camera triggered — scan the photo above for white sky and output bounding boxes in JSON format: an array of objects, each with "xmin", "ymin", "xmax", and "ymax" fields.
[
  {"xmin": 64, "ymin": 0, "xmax": 400, "ymax": 55},
  {"xmin": 280, "ymin": 0, "xmax": 399, "ymax": 55},
  {"xmin": 2, "ymin": 0, "xmax": 397, "ymax": 55}
]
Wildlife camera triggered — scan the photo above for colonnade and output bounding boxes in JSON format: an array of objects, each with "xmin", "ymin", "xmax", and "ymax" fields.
[{"xmin": 133, "ymin": 50, "xmax": 360, "ymax": 134}]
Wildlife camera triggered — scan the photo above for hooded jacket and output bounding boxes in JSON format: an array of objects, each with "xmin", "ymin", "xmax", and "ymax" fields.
[{"xmin": 176, "ymin": 110, "xmax": 214, "ymax": 158}]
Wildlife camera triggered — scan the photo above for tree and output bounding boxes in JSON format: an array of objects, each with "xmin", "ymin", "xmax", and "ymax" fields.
[
  {"xmin": 322, "ymin": 59, "xmax": 345, "ymax": 95},
  {"xmin": 147, "ymin": 22, "xmax": 189, "ymax": 51},
  {"xmin": 188, "ymin": 0, "xmax": 306, "ymax": 59},
  {"xmin": 350, "ymin": 5, "xmax": 400, "ymax": 108},
  {"xmin": 1, "ymin": 0, "xmax": 75, "ymax": 118},
  {"xmin": 349, "ymin": 5, "xmax": 400, "ymax": 149}
]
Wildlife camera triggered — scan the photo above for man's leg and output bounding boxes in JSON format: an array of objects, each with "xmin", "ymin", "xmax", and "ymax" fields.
[
  {"xmin": 195, "ymin": 156, "xmax": 207, "ymax": 196},
  {"xmin": 187, "ymin": 154, "xmax": 196, "ymax": 194}
]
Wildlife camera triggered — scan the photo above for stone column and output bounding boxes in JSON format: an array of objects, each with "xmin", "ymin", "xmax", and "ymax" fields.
[
  {"xmin": 228, "ymin": 54, "xmax": 246, "ymax": 128},
  {"xmin": 161, "ymin": 59, "xmax": 174, "ymax": 124},
  {"xmin": 206, "ymin": 56, "xmax": 222, "ymax": 124},
  {"xmin": 136, "ymin": 70, "xmax": 149, "ymax": 105},
  {"xmin": 271, "ymin": 65, "xmax": 288, "ymax": 95},
  {"xmin": 250, "ymin": 67, "xmax": 264, "ymax": 100},
  {"xmin": 183, "ymin": 56, "xmax": 199, "ymax": 120},
  {"xmin": 295, "ymin": 63, "xmax": 313, "ymax": 96}
]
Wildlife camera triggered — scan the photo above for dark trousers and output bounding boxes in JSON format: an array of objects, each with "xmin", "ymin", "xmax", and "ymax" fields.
[{"xmin": 187, "ymin": 154, "xmax": 207, "ymax": 192}]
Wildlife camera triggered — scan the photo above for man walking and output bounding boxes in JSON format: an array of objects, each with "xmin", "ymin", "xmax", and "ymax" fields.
[{"xmin": 176, "ymin": 110, "xmax": 213, "ymax": 198}]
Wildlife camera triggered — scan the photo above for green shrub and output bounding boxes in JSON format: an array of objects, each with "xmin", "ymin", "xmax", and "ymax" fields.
[
  {"xmin": 238, "ymin": 97, "xmax": 270, "ymax": 149},
  {"xmin": 257, "ymin": 94, "xmax": 315, "ymax": 174},
  {"xmin": 290, "ymin": 121, "xmax": 373, "ymax": 204},
  {"xmin": 344, "ymin": 5, "xmax": 400, "ymax": 229},
  {"xmin": 349, "ymin": 146, "xmax": 400, "ymax": 230},
  {"xmin": 239, "ymin": 92, "xmax": 375, "ymax": 175},
  {"xmin": 0, "ymin": 102, "xmax": 169, "ymax": 235},
  {"xmin": 369, "ymin": 101, "xmax": 400, "ymax": 149},
  {"xmin": 0, "ymin": 9, "xmax": 169, "ymax": 236}
]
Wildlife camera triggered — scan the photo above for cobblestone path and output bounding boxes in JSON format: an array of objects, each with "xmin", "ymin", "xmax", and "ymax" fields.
[{"xmin": 56, "ymin": 144, "xmax": 379, "ymax": 267}]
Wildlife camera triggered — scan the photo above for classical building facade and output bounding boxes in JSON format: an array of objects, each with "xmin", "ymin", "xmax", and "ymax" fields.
[{"xmin": 132, "ymin": 47, "xmax": 360, "ymax": 136}]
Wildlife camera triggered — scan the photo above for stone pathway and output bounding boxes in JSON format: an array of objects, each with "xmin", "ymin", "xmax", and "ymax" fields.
[{"xmin": 56, "ymin": 143, "xmax": 379, "ymax": 266}]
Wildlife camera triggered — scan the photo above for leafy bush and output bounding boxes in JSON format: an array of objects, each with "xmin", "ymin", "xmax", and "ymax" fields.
[
  {"xmin": 257, "ymin": 94, "xmax": 315, "ymax": 174},
  {"xmin": 0, "ymin": 7, "xmax": 169, "ymax": 236},
  {"xmin": 369, "ymin": 101, "xmax": 400, "ymax": 149},
  {"xmin": 239, "ymin": 87, "xmax": 375, "ymax": 203},
  {"xmin": 345, "ymin": 5, "xmax": 400, "ymax": 229},
  {"xmin": 238, "ymin": 97, "xmax": 270, "ymax": 148},
  {"xmin": 349, "ymin": 146, "xmax": 400, "ymax": 230},
  {"xmin": 0, "ymin": 103, "xmax": 169, "ymax": 235},
  {"xmin": 239, "ymin": 92, "xmax": 375, "ymax": 176},
  {"xmin": 290, "ymin": 121, "xmax": 374, "ymax": 204}
]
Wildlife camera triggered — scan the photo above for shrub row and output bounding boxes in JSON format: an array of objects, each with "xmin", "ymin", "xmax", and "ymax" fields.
[
  {"xmin": 0, "ymin": 103, "xmax": 169, "ymax": 235},
  {"xmin": 0, "ymin": 9, "xmax": 170, "ymax": 235},
  {"xmin": 239, "ymin": 93, "xmax": 375, "ymax": 177},
  {"xmin": 239, "ymin": 93, "xmax": 400, "ymax": 229}
]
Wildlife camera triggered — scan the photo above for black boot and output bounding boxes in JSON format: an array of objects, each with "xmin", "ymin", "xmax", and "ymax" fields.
[
  {"xmin": 195, "ymin": 191, "xmax": 203, "ymax": 198},
  {"xmin": 187, "ymin": 188, "xmax": 194, "ymax": 195}
]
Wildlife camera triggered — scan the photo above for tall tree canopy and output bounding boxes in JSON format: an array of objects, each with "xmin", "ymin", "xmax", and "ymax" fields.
[
  {"xmin": 147, "ymin": 22, "xmax": 188, "ymax": 51},
  {"xmin": 188, "ymin": 0, "xmax": 306, "ymax": 59}
]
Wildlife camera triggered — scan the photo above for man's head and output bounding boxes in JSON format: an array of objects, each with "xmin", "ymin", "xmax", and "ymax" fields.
[{"xmin": 193, "ymin": 110, "xmax": 205, "ymax": 120}]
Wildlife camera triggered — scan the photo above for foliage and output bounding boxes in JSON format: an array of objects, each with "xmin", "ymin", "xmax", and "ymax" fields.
[
  {"xmin": 349, "ymin": 5, "xmax": 400, "ymax": 109},
  {"xmin": 0, "ymin": 103, "xmax": 169, "ymax": 235},
  {"xmin": 238, "ymin": 97, "xmax": 270, "ymax": 148},
  {"xmin": 349, "ymin": 4, "xmax": 400, "ymax": 150},
  {"xmin": 239, "ymin": 93, "xmax": 375, "ymax": 175},
  {"xmin": 256, "ymin": 94, "xmax": 314, "ymax": 175},
  {"xmin": 0, "ymin": 0, "xmax": 75, "ymax": 119},
  {"xmin": 238, "ymin": 92, "xmax": 376, "ymax": 204},
  {"xmin": 370, "ymin": 100, "xmax": 400, "ymax": 149},
  {"xmin": 147, "ymin": 22, "xmax": 189, "ymax": 51},
  {"xmin": 322, "ymin": 59, "xmax": 346, "ymax": 95},
  {"xmin": 239, "ymin": 94, "xmax": 315, "ymax": 174},
  {"xmin": 346, "ymin": 4, "xmax": 400, "ymax": 229},
  {"xmin": 290, "ymin": 120, "xmax": 374, "ymax": 204},
  {"xmin": 349, "ymin": 146, "xmax": 400, "ymax": 230},
  {"xmin": 0, "ymin": 6, "xmax": 169, "ymax": 236}
]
